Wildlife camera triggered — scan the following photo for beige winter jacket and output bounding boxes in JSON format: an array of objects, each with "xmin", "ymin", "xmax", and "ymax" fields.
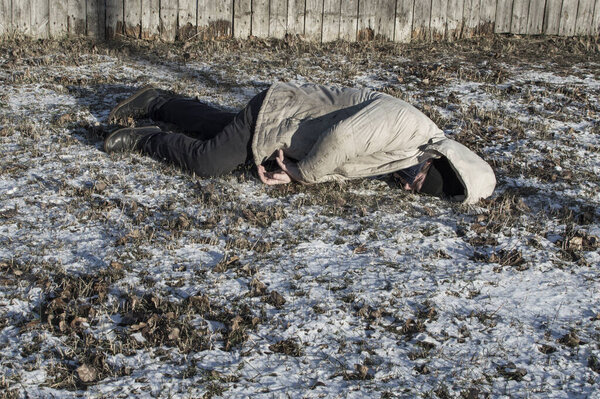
[{"xmin": 252, "ymin": 83, "xmax": 495, "ymax": 204}]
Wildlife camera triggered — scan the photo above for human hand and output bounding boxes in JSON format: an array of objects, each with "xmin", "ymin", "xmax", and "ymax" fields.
[
  {"xmin": 257, "ymin": 164, "xmax": 292, "ymax": 185},
  {"xmin": 275, "ymin": 149, "xmax": 303, "ymax": 183}
]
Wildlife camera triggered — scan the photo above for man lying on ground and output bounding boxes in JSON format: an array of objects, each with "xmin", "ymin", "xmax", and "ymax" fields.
[{"xmin": 104, "ymin": 83, "xmax": 496, "ymax": 204}]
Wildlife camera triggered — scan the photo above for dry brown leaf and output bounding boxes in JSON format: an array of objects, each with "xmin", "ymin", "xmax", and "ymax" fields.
[
  {"xmin": 168, "ymin": 327, "xmax": 180, "ymax": 340},
  {"xmin": 230, "ymin": 315, "xmax": 243, "ymax": 331},
  {"xmin": 355, "ymin": 363, "xmax": 369, "ymax": 379},
  {"xmin": 110, "ymin": 261, "xmax": 123, "ymax": 270},
  {"xmin": 77, "ymin": 364, "xmax": 97, "ymax": 383},
  {"xmin": 268, "ymin": 291, "xmax": 286, "ymax": 308},
  {"xmin": 70, "ymin": 317, "xmax": 87, "ymax": 330},
  {"xmin": 130, "ymin": 322, "xmax": 147, "ymax": 331},
  {"xmin": 250, "ymin": 278, "xmax": 267, "ymax": 296}
]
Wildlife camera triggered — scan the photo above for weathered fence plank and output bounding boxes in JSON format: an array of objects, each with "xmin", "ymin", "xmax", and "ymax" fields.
[
  {"xmin": 446, "ymin": 0, "xmax": 464, "ymax": 39},
  {"xmin": 141, "ymin": 0, "xmax": 160, "ymax": 39},
  {"xmin": 4, "ymin": 0, "xmax": 600, "ymax": 41},
  {"xmin": 593, "ymin": 0, "xmax": 600, "ymax": 35},
  {"xmin": 358, "ymin": 0, "xmax": 374, "ymax": 40},
  {"xmin": 252, "ymin": 0, "xmax": 269, "ymax": 37},
  {"xmin": 233, "ymin": 0, "xmax": 252, "ymax": 38},
  {"xmin": 543, "ymin": 0, "xmax": 561, "ymax": 34},
  {"xmin": 394, "ymin": 0, "xmax": 414, "ymax": 42},
  {"xmin": 413, "ymin": 0, "xmax": 432, "ymax": 39},
  {"xmin": 358, "ymin": 0, "xmax": 395, "ymax": 40},
  {"xmin": 494, "ymin": 0, "xmax": 513, "ymax": 33},
  {"xmin": 559, "ymin": 0, "xmax": 578, "ymax": 36},
  {"xmin": 526, "ymin": 0, "xmax": 544, "ymax": 34},
  {"xmin": 463, "ymin": 0, "xmax": 481, "ymax": 37},
  {"xmin": 68, "ymin": 0, "xmax": 86, "ymax": 35},
  {"xmin": 287, "ymin": 0, "xmax": 305, "ymax": 35},
  {"xmin": 123, "ymin": 0, "xmax": 141, "ymax": 38},
  {"xmin": 322, "ymin": 0, "xmax": 341, "ymax": 41},
  {"xmin": 576, "ymin": 0, "xmax": 595, "ymax": 35},
  {"xmin": 510, "ymin": 0, "xmax": 529, "ymax": 34},
  {"xmin": 13, "ymin": 0, "xmax": 31, "ymax": 36},
  {"xmin": 431, "ymin": 0, "xmax": 448, "ymax": 39},
  {"xmin": 87, "ymin": 0, "xmax": 105, "ymax": 39},
  {"xmin": 358, "ymin": 0, "xmax": 371, "ymax": 40},
  {"xmin": 50, "ymin": 0, "xmax": 69, "ymax": 37},
  {"xmin": 379, "ymin": 0, "xmax": 399, "ymax": 40},
  {"xmin": 305, "ymin": 0, "xmax": 323, "ymax": 41},
  {"xmin": 159, "ymin": 0, "xmax": 177, "ymax": 41},
  {"xmin": 31, "ymin": 0, "xmax": 50, "ymax": 38},
  {"xmin": 106, "ymin": 0, "xmax": 124, "ymax": 38},
  {"xmin": 201, "ymin": 0, "xmax": 232, "ymax": 39},
  {"xmin": 270, "ymin": 0, "xmax": 288, "ymax": 38},
  {"xmin": 339, "ymin": 0, "xmax": 358, "ymax": 41},
  {"xmin": 0, "ymin": 0, "xmax": 10, "ymax": 35},
  {"xmin": 479, "ymin": 0, "xmax": 496, "ymax": 34},
  {"xmin": 177, "ymin": 0, "xmax": 196, "ymax": 39}
]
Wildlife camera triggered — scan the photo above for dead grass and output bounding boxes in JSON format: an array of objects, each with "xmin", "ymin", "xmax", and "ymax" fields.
[{"xmin": 0, "ymin": 34, "xmax": 598, "ymax": 397}]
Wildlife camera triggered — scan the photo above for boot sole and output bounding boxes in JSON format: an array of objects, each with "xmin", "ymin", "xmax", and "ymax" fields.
[{"xmin": 108, "ymin": 85, "xmax": 157, "ymax": 123}]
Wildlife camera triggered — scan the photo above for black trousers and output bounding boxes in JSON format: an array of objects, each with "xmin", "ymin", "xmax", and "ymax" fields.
[{"xmin": 140, "ymin": 89, "xmax": 268, "ymax": 177}]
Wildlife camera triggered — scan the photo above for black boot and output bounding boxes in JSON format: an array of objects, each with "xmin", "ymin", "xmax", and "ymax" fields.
[
  {"xmin": 104, "ymin": 126, "xmax": 162, "ymax": 153},
  {"xmin": 109, "ymin": 86, "xmax": 165, "ymax": 123}
]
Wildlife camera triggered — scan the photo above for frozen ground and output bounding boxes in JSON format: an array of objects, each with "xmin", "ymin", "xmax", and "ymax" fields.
[{"xmin": 0, "ymin": 36, "xmax": 599, "ymax": 398}]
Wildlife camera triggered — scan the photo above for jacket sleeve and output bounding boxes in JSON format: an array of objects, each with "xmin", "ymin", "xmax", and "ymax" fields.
[{"xmin": 297, "ymin": 96, "xmax": 396, "ymax": 183}]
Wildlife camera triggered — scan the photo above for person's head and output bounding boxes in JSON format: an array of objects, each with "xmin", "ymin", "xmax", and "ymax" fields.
[{"xmin": 419, "ymin": 157, "xmax": 465, "ymax": 199}]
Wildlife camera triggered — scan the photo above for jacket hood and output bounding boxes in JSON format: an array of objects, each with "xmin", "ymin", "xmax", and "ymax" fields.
[{"xmin": 422, "ymin": 139, "xmax": 496, "ymax": 204}]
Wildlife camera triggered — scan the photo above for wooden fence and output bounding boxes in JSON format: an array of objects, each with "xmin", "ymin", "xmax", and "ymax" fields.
[{"xmin": 0, "ymin": 0, "xmax": 599, "ymax": 42}]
